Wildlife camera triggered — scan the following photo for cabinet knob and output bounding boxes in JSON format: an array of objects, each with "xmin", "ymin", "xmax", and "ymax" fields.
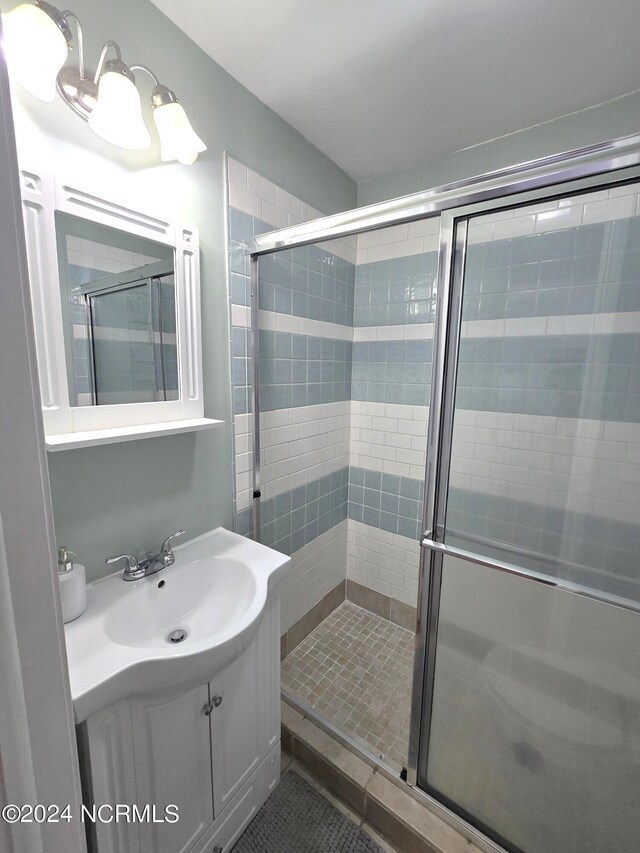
[{"xmin": 203, "ymin": 696, "xmax": 222, "ymax": 715}]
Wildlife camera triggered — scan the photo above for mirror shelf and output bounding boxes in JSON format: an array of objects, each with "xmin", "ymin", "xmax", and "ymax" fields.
[{"xmin": 45, "ymin": 417, "xmax": 223, "ymax": 452}]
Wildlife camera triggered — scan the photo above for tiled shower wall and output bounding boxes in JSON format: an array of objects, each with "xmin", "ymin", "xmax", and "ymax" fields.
[
  {"xmin": 227, "ymin": 157, "xmax": 355, "ymax": 631},
  {"xmin": 348, "ymin": 187, "xmax": 640, "ymax": 606},
  {"xmin": 347, "ymin": 219, "xmax": 439, "ymax": 608},
  {"xmin": 228, "ymin": 164, "xmax": 640, "ymax": 635}
]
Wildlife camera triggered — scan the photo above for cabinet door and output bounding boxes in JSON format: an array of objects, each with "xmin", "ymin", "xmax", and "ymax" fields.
[
  {"xmin": 83, "ymin": 700, "xmax": 140, "ymax": 853},
  {"xmin": 131, "ymin": 685, "xmax": 213, "ymax": 853},
  {"xmin": 210, "ymin": 596, "xmax": 280, "ymax": 814}
]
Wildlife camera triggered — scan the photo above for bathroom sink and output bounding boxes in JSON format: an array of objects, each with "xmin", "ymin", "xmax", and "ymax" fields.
[
  {"xmin": 64, "ymin": 527, "xmax": 290, "ymax": 722},
  {"xmin": 103, "ymin": 558, "xmax": 257, "ymax": 649}
]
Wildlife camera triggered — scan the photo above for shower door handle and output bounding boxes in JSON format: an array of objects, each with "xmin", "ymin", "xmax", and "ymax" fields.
[{"xmin": 422, "ymin": 537, "xmax": 562, "ymax": 591}]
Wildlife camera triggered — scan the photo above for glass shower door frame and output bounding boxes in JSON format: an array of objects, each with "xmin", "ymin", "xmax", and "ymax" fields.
[
  {"xmin": 408, "ymin": 169, "xmax": 640, "ymax": 848},
  {"xmin": 244, "ymin": 136, "xmax": 640, "ymax": 851}
]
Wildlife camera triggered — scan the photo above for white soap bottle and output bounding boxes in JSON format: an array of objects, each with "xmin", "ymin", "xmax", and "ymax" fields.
[{"xmin": 57, "ymin": 546, "xmax": 87, "ymax": 623}]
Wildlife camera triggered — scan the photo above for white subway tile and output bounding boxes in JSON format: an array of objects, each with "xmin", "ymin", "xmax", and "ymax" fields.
[
  {"xmin": 583, "ymin": 194, "xmax": 636, "ymax": 225},
  {"xmin": 276, "ymin": 187, "xmax": 303, "ymax": 218},
  {"xmin": 546, "ymin": 314, "xmax": 595, "ymax": 336},
  {"xmin": 467, "ymin": 221, "xmax": 494, "ymax": 244},
  {"xmin": 404, "ymin": 324, "xmax": 434, "ymax": 340},
  {"xmin": 378, "ymin": 223, "xmax": 409, "ymax": 244},
  {"xmin": 227, "ymin": 160, "xmax": 247, "ymax": 191},
  {"xmin": 231, "ymin": 304, "xmax": 250, "ymax": 327},
  {"xmin": 535, "ymin": 204, "xmax": 583, "ymax": 232},
  {"xmin": 301, "ymin": 202, "xmax": 323, "ymax": 222},
  {"xmin": 503, "ymin": 316, "xmax": 547, "ymax": 337},
  {"xmin": 492, "ymin": 215, "xmax": 536, "ymax": 240},
  {"xmin": 246, "ymin": 169, "xmax": 277, "ymax": 204},
  {"xmin": 465, "ymin": 319, "xmax": 505, "ymax": 338},
  {"xmin": 261, "ymin": 199, "xmax": 289, "ymax": 229},
  {"xmin": 365, "ymin": 244, "xmax": 392, "ymax": 264},
  {"xmin": 394, "ymin": 237, "xmax": 424, "ymax": 258},
  {"xmin": 228, "ymin": 182, "xmax": 262, "ymax": 218},
  {"xmin": 408, "ymin": 217, "xmax": 440, "ymax": 238}
]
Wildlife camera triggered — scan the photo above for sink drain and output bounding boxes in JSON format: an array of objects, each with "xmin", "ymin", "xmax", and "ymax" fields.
[{"xmin": 167, "ymin": 628, "xmax": 188, "ymax": 644}]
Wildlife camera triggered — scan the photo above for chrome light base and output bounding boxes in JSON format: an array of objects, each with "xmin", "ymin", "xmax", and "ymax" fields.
[{"xmin": 56, "ymin": 66, "xmax": 97, "ymax": 121}]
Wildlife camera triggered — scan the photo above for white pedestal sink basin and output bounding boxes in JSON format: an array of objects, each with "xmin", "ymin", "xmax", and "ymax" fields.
[{"xmin": 64, "ymin": 527, "xmax": 290, "ymax": 722}]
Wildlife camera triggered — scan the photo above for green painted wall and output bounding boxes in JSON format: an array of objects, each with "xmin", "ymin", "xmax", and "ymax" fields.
[
  {"xmin": 4, "ymin": 0, "xmax": 356, "ymax": 582},
  {"xmin": 358, "ymin": 91, "xmax": 640, "ymax": 205}
]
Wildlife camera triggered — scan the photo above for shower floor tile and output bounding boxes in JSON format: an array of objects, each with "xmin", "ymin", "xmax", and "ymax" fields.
[{"xmin": 282, "ymin": 601, "xmax": 415, "ymax": 770}]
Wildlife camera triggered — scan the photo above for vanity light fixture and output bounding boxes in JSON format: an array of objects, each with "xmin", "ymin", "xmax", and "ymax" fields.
[
  {"xmin": 88, "ymin": 45, "xmax": 151, "ymax": 150},
  {"xmin": 1, "ymin": 0, "xmax": 206, "ymax": 164},
  {"xmin": 2, "ymin": 1, "xmax": 71, "ymax": 101},
  {"xmin": 152, "ymin": 84, "xmax": 207, "ymax": 166}
]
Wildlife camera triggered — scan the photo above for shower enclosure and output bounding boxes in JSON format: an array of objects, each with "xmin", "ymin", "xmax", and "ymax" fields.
[{"xmin": 239, "ymin": 135, "xmax": 640, "ymax": 853}]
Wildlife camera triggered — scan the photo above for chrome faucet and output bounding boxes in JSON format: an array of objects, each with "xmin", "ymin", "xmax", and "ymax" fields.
[{"xmin": 106, "ymin": 530, "xmax": 185, "ymax": 582}]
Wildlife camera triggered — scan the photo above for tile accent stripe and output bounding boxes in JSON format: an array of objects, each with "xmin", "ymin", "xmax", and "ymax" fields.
[
  {"xmin": 354, "ymin": 216, "xmax": 640, "ymax": 327},
  {"xmin": 237, "ymin": 467, "xmax": 349, "ymax": 556},
  {"xmin": 347, "ymin": 463, "xmax": 640, "ymax": 603},
  {"xmin": 458, "ymin": 333, "xmax": 640, "ymax": 422},
  {"xmin": 348, "ymin": 466, "xmax": 424, "ymax": 540},
  {"xmin": 232, "ymin": 328, "xmax": 353, "ymax": 414},
  {"xmin": 354, "ymin": 251, "xmax": 438, "ymax": 327},
  {"xmin": 352, "ymin": 340, "xmax": 432, "ymax": 406},
  {"xmin": 448, "ymin": 488, "xmax": 640, "ymax": 603},
  {"xmin": 260, "ymin": 331, "xmax": 352, "ymax": 411},
  {"xmin": 229, "ymin": 207, "xmax": 355, "ymax": 327},
  {"xmin": 259, "ymin": 245, "xmax": 355, "ymax": 328},
  {"xmin": 464, "ymin": 216, "xmax": 640, "ymax": 321}
]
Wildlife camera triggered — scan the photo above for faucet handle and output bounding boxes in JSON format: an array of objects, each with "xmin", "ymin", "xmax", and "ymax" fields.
[
  {"xmin": 106, "ymin": 553, "xmax": 144, "ymax": 580},
  {"xmin": 160, "ymin": 529, "xmax": 185, "ymax": 557}
]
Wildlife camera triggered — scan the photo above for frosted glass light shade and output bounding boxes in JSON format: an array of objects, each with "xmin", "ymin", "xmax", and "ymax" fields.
[
  {"xmin": 88, "ymin": 70, "xmax": 151, "ymax": 150},
  {"xmin": 153, "ymin": 102, "xmax": 206, "ymax": 165},
  {"xmin": 2, "ymin": 3, "xmax": 69, "ymax": 101}
]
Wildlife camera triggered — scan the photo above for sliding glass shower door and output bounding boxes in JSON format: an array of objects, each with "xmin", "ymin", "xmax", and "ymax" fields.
[{"xmin": 416, "ymin": 183, "xmax": 640, "ymax": 853}]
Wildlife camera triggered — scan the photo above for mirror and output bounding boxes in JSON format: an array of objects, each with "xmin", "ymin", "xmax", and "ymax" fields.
[
  {"xmin": 19, "ymin": 165, "xmax": 208, "ymax": 446},
  {"xmin": 55, "ymin": 213, "xmax": 178, "ymax": 407}
]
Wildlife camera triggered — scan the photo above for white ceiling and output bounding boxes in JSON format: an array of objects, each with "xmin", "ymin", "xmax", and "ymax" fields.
[{"xmin": 150, "ymin": 0, "xmax": 640, "ymax": 183}]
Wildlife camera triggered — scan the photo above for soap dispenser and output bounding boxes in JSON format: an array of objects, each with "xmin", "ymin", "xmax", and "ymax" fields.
[{"xmin": 57, "ymin": 546, "xmax": 87, "ymax": 623}]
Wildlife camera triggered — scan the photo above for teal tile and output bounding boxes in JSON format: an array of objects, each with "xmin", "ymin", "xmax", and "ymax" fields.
[
  {"xmin": 574, "ymin": 222, "xmax": 606, "ymax": 255},
  {"xmin": 482, "ymin": 240, "xmax": 510, "ymax": 268},
  {"xmin": 567, "ymin": 286, "xmax": 597, "ymax": 314},
  {"xmin": 466, "ymin": 244, "xmax": 483, "ymax": 270},
  {"xmin": 229, "ymin": 208, "xmax": 253, "ymax": 243},
  {"xmin": 478, "ymin": 292, "xmax": 507, "ymax": 320},
  {"xmin": 506, "ymin": 290, "xmax": 536, "ymax": 317},
  {"xmin": 535, "ymin": 288, "xmax": 568, "ymax": 316},
  {"xmin": 541, "ymin": 229, "xmax": 575, "ymax": 260},
  {"xmin": 539, "ymin": 258, "xmax": 572, "ymax": 287},
  {"xmin": 482, "ymin": 267, "xmax": 509, "ymax": 293},
  {"xmin": 508, "ymin": 263, "xmax": 538, "ymax": 291},
  {"xmin": 381, "ymin": 474, "xmax": 401, "ymax": 495},
  {"xmin": 510, "ymin": 234, "xmax": 540, "ymax": 264},
  {"xmin": 571, "ymin": 254, "xmax": 601, "ymax": 285}
]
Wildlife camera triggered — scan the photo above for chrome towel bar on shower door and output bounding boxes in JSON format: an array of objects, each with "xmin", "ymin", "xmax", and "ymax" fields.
[{"xmin": 420, "ymin": 536, "xmax": 640, "ymax": 615}]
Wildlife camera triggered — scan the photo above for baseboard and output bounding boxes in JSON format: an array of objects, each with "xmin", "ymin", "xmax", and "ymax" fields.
[
  {"xmin": 280, "ymin": 578, "xmax": 417, "ymax": 661},
  {"xmin": 281, "ymin": 580, "xmax": 346, "ymax": 660},
  {"xmin": 346, "ymin": 580, "xmax": 417, "ymax": 630}
]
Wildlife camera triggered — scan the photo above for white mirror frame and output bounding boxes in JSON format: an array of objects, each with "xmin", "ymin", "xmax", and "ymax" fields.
[{"xmin": 19, "ymin": 163, "xmax": 208, "ymax": 447}]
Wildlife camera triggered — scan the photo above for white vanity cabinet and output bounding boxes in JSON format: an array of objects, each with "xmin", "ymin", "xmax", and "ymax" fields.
[{"xmin": 79, "ymin": 596, "xmax": 281, "ymax": 853}]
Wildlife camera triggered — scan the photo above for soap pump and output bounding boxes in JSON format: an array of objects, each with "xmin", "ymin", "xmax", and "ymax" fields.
[{"xmin": 57, "ymin": 546, "xmax": 87, "ymax": 623}]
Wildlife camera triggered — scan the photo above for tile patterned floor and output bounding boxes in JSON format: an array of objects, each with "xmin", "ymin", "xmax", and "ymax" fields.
[{"xmin": 282, "ymin": 602, "xmax": 415, "ymax": 770}]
